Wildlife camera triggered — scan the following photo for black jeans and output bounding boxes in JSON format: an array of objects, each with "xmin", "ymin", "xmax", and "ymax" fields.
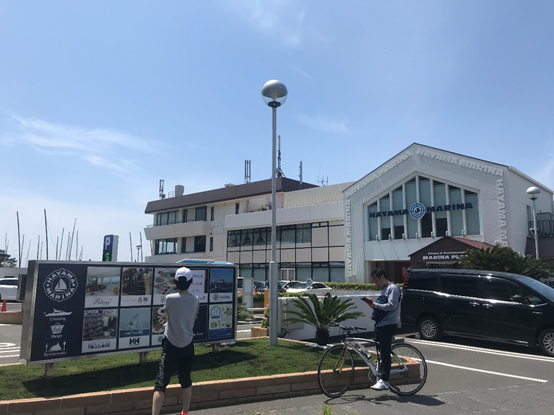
[{"xmin": 374, "ymin": 323, "xmax": 397, "ymax": 381}]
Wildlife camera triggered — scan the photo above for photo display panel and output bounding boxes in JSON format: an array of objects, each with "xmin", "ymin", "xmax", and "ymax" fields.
[{"xmin": 24, "ymin": 261, "xmax": 237, "ymax": 365}]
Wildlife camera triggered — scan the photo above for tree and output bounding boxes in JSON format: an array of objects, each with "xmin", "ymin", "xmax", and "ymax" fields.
[
  {"xmin": 459, "ymin": 245, "xmax": 554, "ymax": 279},
  {"xmin": 0, "ymin": 250, "xmax": 17, "ymax": 268},
  {"xmin": 284, "ymin": 293, "xmax": 365, "ymax": 346}
]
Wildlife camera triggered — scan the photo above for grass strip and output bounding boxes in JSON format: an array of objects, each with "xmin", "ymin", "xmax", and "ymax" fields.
[{"xmin": 0, "ymin": 339, "xmax": 330, "ymax": 401}]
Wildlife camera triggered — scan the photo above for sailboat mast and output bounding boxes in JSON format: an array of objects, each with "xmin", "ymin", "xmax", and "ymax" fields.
[
  {"xmin": 37, "ymin": 235, "xmax": 41, "ymax": 260},
  {"xmin": 59, "ymin": 228, "xmax": 64, "ymax": 260},
  {"xmin": 129, "ymin": 232, "xmax": 134, "ymax": 262},
  {"xmin": 76, "ymin": 231, "xmax": 78, "ymax": 261},
  {"xmin": 44, "ymin": 209, "xmax": 49, "ymax": 260},
  {"xmin": 17, "ymin": 212, "xmax": 21, "ymax": 267},
  {"xmin": 140, "ymin": 232, "xmax": 144, "ymax": 262},
  {"xmin": 68, "ymin": 218, "xmax": 77, "ymax": 260}
]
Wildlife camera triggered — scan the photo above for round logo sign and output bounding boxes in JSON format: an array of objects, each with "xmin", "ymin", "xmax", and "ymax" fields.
[
  {"xmin": 409, "ymin": 203, "xmax": 426, "ymax": 219},
  {"xmin": 43, "ymin": 268, "xmax": 79, "ymax": 302}
]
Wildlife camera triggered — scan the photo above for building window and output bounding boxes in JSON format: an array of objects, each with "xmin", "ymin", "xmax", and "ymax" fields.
[
  {"xmin": 210, "ymin": 206, "xmax": 214, "ymax": 221},
  {"xmin": 368, "ymin": 202, "xmax": 378, "ymax": 241},
  {"xmin": 434, "ymin": 181, "xmax": 447, "ymax": 236},
  {"xmin": 241, "ymin": 229, "xmax": 253, "ymax": 247},
  {"xmin": 419, "ymin": 177, "xmax": 432, "ymax": 237},
  {"xmin": 194, "ymin": 236, "xmax": 206, "ymax": 252},
  {"xmin": 281, "ymin": 226, "xmax": 295, "ymax": 244},
  {"xmin": 406, "ymin": 178, "xmax": 418, "ymax": 238},
  {"xmin": 465, "ymin": 190, "xmax": 480, "ymax": 235},
  {"xmin": 235, "ymin": 203, "xmax": 240, "ymax": 214},
  {"xmin": 210, "ymin": 236, "xmax": 213, "ymax": 252},
  {"xmin": 155, "ymin": 238, "xmax": 177, "ymax": 255},
  {"xmin": 182, "ymin": 209, "xmax": 188, "ymax": 223},
  {"xmin": 449, "ymin": 185, "xmax": 463, "ymax": 236},
  {"xmin": 227, "ymin": 231, "xmax": 239, "ymax": 248},
  {"xmin": 254, "ymin": 228, "xmax": 266, "ymax": 246},
  {"xmin": 296, "ymin": 224, "xmax": 312, "ymax": 243},
  {"xmin": 392, "ymin": 186, "xmax": 404, "ymax": 239},
  {"xmin": 379, "ymin": 194, "xmax": 391, "ymax": 240},
  {"xmin": 196, "ymin": 206, "xmax": 207, "ymax": 221},
  {"xmin": 156, "ymin": 210, "xmax": 179, "ymax": 226}
]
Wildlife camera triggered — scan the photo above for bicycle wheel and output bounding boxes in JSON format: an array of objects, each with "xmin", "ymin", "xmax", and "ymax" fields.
[
  {"xmin": 318, "ymin": 345, "xmax": 355, "ymax": 398},
  {"xmin": 387, "ymin": 343, "xmax": 427, "ymax": 396}
]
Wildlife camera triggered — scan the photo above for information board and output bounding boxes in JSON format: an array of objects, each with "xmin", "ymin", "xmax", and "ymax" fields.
[{"xmin": 20, "ymin": 260, "xmax": 237, "ymax": 365}]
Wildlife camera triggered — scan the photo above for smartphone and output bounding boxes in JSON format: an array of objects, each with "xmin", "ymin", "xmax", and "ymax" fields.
[{"xmin": 360, "ymin": 297, "xmax": 374, "ymax": 305}]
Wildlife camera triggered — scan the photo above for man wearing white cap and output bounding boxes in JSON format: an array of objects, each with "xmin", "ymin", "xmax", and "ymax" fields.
[{"xmin": 152, "ymin": 267, "xmax": 199, "ymax": 415}]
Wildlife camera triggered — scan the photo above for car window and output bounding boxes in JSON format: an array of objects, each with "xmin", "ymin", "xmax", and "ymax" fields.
[
  {"xmin": 441, "ymin": 275, "xmax": 479, "ymax": 297},
  {"xmin": 407, "ymin": 274, "xmax": 438, "ymax": 291},
  {"xmin": 514, "ymin": 275, "xmax": 554, "ymax": 303},
  {"xmin": 483, "ymin": 278, "xmax": 521, "ymax": 302},
  {"xmin": 312, "ymin": 283, "xmax": 325, "ymax": 289}
]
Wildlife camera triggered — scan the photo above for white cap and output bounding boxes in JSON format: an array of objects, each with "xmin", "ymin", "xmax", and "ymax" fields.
[{"xmin": 174, "ymin": 267, "xmax": 193, "ymax": 282}]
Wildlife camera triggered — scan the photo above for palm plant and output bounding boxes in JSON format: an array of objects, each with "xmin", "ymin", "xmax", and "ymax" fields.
[
  {"xmin": 460, "ymin": 245, "xmax": 554, "ymax": 279},
  {"xmin": 284, "ymin": 293, "xmax": 365, "ymax": 345}
]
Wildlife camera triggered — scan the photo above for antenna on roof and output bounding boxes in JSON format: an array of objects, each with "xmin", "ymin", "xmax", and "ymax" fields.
[
  {"xmin": 276, "ymin": 135, "xmax": 285, "ymax": 178},
  {"xmin": 245, "ymin": 160, "xmax": 251, "ymax": 183},
  {"xmin": 159, "ymin": 179, "xmax": 165, "ymax": 199},
  {"xmin": 317, "ymin": 167, "xmax": 328, "ymax": 187},
  {"xmin": 299, "ymin": 161, "xmax": 303, "ymax": 189}
]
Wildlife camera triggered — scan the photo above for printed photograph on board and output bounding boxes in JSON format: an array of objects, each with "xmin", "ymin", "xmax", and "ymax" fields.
[
  {"xmin": 84, "ymin": 267, "xmax": 120, "ymax": 308},
  {"xmin": 152, "ymin": 268, "xmax": 177, "ymax": 305},
  {"xmin": 82, "ymin": 309, "xmax": 118, "ymax": 353},
  {"xmin": 208, "ymin": 303, "xmax": 233, "ymax": 340},
  {"xmin": 118, "ymin": 307, "xmax": 151, "ymax": 349},
  {"xmin": 209, "ymin": 268, "xmax": 234, "ymax": 303},
  {"xmin": 189, "ymin": 268, "xmax": 208, "ymax": 303},
  {"xmin": 150, "ymin": 306, "xmax": 168, "ymax": 346},
  {"xmin": 120, "ymin": 267, "xmax": 153, "ymax": 307}
]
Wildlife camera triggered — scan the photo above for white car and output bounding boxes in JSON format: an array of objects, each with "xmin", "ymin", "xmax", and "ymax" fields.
[
  {"xmin": 285, "ymin": 280, "xmax": 333, "ymax": 296},
  {"xmin": 0, "ymin": 277, "xmax": 19, "ymax": 301}
]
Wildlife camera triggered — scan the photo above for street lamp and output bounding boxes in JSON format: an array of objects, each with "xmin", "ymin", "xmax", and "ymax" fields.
[
  {"xmin": 526, "ymin": 186, "xmax": 541, "ymax": 259},
  {"xmin": 261, "ymin": 79, "xmax": 288, "ymax": 346}
]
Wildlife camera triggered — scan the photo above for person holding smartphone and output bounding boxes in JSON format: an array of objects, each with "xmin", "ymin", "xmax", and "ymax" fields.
[{"xmin": 361, "ymin": 268, "xmax": 401, "ymax": 391}]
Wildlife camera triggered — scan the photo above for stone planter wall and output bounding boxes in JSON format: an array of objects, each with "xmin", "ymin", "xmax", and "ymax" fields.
[
  {"xmin": 0, "ymin": 362, "xmax": 422, "ymax": 414},
  {"xmin": 250, "ymin": 327, "xmax": 269, "ymax": 338},
  {"xmin": 0, "ymin": 311, "xmax": 22, "ymax": 324}
]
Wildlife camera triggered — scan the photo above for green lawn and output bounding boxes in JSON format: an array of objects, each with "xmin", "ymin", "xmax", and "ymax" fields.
[{"xmin": 0, "ymin": 339, "xmax": 336, "ymax": 401}]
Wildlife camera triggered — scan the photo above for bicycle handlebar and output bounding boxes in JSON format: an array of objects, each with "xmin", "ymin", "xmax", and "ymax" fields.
[{"xmin": 330, "ymin": 322, "xmax": 366, "ymax": 332}]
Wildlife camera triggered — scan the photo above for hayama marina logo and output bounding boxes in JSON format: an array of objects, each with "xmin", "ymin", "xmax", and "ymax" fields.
[{"xmin": 43, "ymin": 268, "xmax": 79, "ymax": 302}]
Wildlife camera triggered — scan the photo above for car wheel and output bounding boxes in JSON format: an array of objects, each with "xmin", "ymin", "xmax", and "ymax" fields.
[
  {"xmin": 538, "ymin": 328, "xmax": 554, "ymax": 357},
  {"xmin": 418, "ymin": 316, "xmax": 442, "ymax": 341}
]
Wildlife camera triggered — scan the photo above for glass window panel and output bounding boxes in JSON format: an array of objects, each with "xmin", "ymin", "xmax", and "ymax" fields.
[
  {"xmin": 296, "ymin": 224, "xmax": 312, "ymax": 243},
  {"xmin": 434, "ymin": 181, "xmax": 447, "ymax": 236},
  {"xmin": 380, "ymin": 195, "xmax": 391, "ymax": 240},
  {"xmin": 253, "ymin": 267, "xmax": 267, "ymax": 281},
  {"xmin": 254, "ymin": 228, "xmax": 266, "ymax": 246},
  {"xmin": 419, "ymin": 177, "xmax": 432, "ymax": 237},
  {"xmin": 227, "ymin": 231, "xmax": 239, "ymax": 248},
  {"xmin": 368, "ymin": 203, "xmax": 378, "ymax": 241},
  {"xmin": 281, "ymin": 227, "xmax": 295, "ymax": 244},
  {"xmin": 392, "ymin": 187, "xmax": 404, "ymax": 239},
  {"xmin": 155, "ymin": 238, "xmax": 177, "ymax": 255},
  {"xmin": 312, "ymin": 267, "xmax": 329, "ymax": 282},
  {"xmin": 330, "ymin": 266, "xmax": 345, "ymax": 282},
  {"xmin": 195, "ymin": 206, "xmax": 207, "ymax": 221},
  {"xmin": 406, "ymin": 179, "xmax": 417, "ymax": 238},
  {"xmin": 442, "ymin": 275, "xmax": 479, "ymax": 297},
  {"xmin": 465, "ymin": 191, "xmax": 480, "ymax": 235},
  {"xmin": 183, "ymin": 209, "xmax": 188, "ymax": 223},
  {"xmin": 449, "ymin": 186, "xmax": 464, "ymax": 236},
  {"xmin": 194, "ymin": 236, "xmax": 206, "ymax": 252},
  {"xmin": 241, "ymin": 229, "xmax": 253, "ymax": 247}
]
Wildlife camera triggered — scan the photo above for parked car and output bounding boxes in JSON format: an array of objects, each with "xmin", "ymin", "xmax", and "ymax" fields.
[
  {"xmin": 0, "ymin": 277, "xmax": 19, "ymax": 301},
  {"xmin": 285, "ymin": 280, "xmax": 333, "ymax": 296},
  {"xmin": 400, "ymin": 268, "xmax": 554, "ymax": 357}
]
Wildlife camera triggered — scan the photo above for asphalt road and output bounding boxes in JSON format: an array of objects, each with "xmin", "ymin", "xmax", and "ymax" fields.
[{"xmin": 191, "ymin": 335, "xmax": 554, "ymax": 415}]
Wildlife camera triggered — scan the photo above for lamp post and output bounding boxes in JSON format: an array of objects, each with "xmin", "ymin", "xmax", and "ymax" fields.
[
  {"xmin": 526, "ymin": 186, "xmax": 541, "ymax": 259},
  {"xmin": 261, "ymin": 80, "xmax": 287, "ymax": 346}
]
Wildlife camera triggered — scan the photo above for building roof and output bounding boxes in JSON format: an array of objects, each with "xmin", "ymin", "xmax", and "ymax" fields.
[
  {"xmin": 284, "ymin": 181, "xmax": 355, "ymax": 208},
  {"xmin": 145, "ymin": 177, "xmax": 318, "ymax": 214},
  {"xmin": 451, "ymin": 237, "xmax": 495, "ymax": 250}
]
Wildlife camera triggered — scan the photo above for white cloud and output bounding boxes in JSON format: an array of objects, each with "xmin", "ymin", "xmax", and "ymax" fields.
[
  {"xmin": 296, "ymin": 114, "xmax": 349, "ymax": 135},
  {"xmin": 230, "ymin": 1, "xmax": 326, "ymax": 47},
  {"xmin": 293, "ymin": 66, "xmax": 315, "ymax": 82}
]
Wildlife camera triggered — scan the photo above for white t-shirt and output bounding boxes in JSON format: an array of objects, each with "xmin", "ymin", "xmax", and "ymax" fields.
[{"xmin": 164, "ymin": 292, "xmax": 199, "ymax": 348}]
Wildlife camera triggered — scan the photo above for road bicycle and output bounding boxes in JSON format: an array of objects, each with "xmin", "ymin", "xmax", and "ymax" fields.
[{"xmin": 317, "ymin": 323, "xmax": 427, "ymax": 398}]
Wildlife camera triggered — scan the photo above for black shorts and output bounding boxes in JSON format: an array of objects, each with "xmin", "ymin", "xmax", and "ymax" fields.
[{"xmin": 154, "ymin": 337, "xmax": 194, "ymax": 392}]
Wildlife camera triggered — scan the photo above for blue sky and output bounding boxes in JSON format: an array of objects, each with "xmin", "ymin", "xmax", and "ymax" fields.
[{"xmin": 1, "ymin": 1, "xmax": 553, "ymax": 264}]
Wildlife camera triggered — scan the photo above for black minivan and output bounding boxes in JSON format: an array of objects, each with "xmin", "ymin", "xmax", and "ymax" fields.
[{"xmin": 401, "ymin": 269, "xmax": 554, "ymax": 357}]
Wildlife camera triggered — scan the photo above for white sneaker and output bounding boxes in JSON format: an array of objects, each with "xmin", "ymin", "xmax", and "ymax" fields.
[{"xmin": 370, "ymin": 379, "xmax": 389, "ymax": 391}]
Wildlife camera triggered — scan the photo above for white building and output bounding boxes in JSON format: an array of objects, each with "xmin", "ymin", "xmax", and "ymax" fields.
[
  {"xmin": 144, "ymin": 178, "xmax": 353, "ymax": 282},
  {"xmin": 144, "ymin": 143, "xmax": 554, "ymax": 285},
  {"xmin": 344, "ymin": 143, "xmax": 554, "ymax": 283}
]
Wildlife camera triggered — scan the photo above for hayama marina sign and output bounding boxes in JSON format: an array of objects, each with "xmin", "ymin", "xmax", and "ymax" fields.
[{"xmin": 369, "ymin": 202, "xmax": 474, "ymax": 219}]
